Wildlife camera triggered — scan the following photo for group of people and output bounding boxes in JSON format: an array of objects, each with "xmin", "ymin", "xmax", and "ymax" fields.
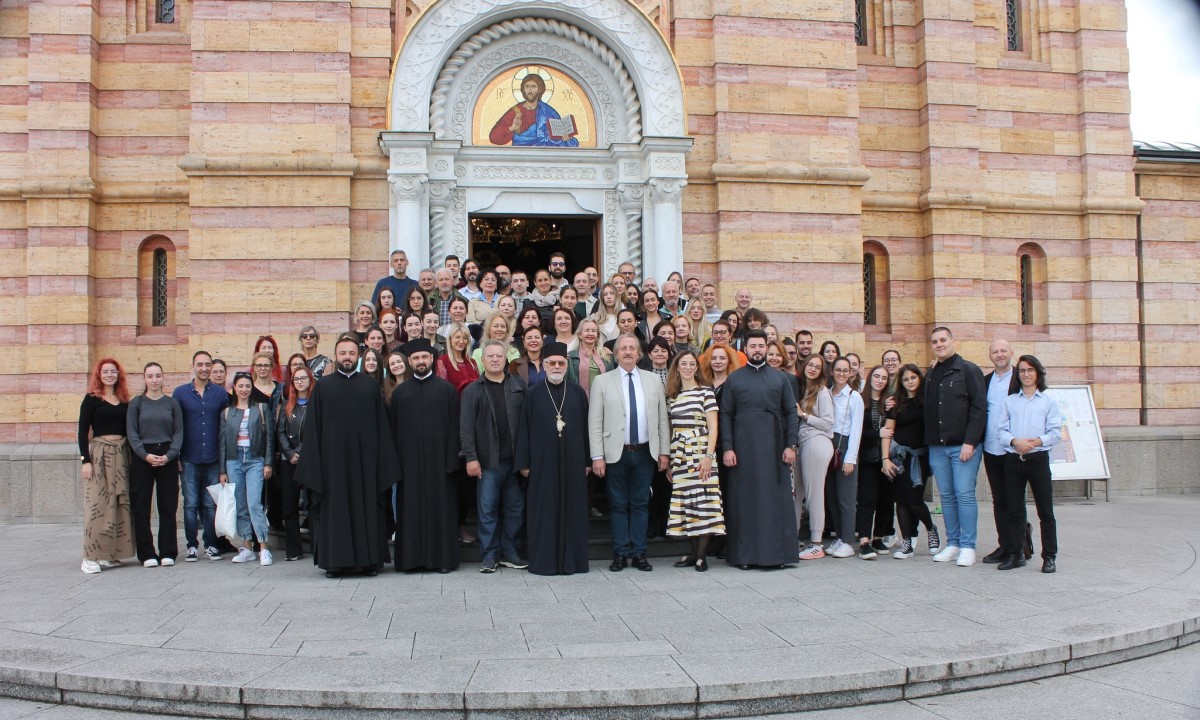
[{"xmin": 76, "ymin": 251, "xmax": 1063, "ymax": 578}]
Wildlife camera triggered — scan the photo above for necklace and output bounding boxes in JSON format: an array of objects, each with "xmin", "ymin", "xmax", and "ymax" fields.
[{"xmin": 546, "ymin": 381, "xmax": 566, "ymax": 437}]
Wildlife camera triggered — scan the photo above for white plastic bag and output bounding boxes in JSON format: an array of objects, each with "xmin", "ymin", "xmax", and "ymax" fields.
[{"xmin": 207, "ymin": 482, "xmax": 238, "ymax": 541}]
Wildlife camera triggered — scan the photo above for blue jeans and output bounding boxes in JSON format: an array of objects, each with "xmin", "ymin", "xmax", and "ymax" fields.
[
  {"xmin": 181, "ymin": 460, "xmax": 219, "ymax": 550},
  {"xmin": 476, "ymin": 459, "xmax": 525, "ymax": 562},
  {"xmin": 607, "ymin": 446, "xmax": 654, "ymax": 557},
  {"xmin": 227, "ymin": 450, "xmax": 268, "ymax": 544},
  {"xmin": 928, "ymin": 445, "xmax": 982, "ymax": 550}
]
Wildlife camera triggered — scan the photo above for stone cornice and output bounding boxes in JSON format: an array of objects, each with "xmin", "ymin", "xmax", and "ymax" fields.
[
  {"xmin": 706, "ymin": 162, "xmax": 872, "ymax": 187},
  {"xmin": 179, "ymin": 155, "xmax": 359, "ymax": 177}
]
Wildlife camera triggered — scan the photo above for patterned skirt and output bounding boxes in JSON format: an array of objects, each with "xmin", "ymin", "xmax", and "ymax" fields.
[
  {"xmin": 666, "ymin": 429, "xmax": 725, "ymax": 537},
  {"xmin": 83, "ymin": 436, "xmax": 135, "ymax": 561}
]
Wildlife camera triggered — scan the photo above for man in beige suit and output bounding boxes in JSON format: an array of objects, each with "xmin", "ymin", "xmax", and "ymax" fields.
[{"xmin": 589, "ymin": 334, "xmax": 670, "ymax": 572}]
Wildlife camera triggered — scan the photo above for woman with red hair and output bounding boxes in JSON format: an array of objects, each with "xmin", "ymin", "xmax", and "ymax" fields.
[
  {"xmin": 251, "ymin": 335, "xmax": 283, "ymax": 383},
  {"xmin": 78, "ymin": 358, "xmax": 136, "ymax": 573}
]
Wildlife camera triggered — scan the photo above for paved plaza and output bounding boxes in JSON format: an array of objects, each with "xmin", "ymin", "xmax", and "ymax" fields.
[{"xmin": 0, "ymin": 496, "xmax": 1196, "ymax": 719}]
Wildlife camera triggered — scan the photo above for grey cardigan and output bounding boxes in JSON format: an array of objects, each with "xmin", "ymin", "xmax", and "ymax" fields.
[
  {"xmin": 798, "ymin": 386, "xmax": 835, "ymax": 445},
  {"xmin": 217, "ymin": 403, "xmax": 274, "ymax": 467}
]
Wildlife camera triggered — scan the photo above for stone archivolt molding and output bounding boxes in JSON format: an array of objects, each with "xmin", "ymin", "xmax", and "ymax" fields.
[
  {"xmin": 391, "ymin": 0, "xmax": 684, "ymax": 137},
  {"xmin": 432, "ymin": 18, "xmax": 640, "ymax": 145}
]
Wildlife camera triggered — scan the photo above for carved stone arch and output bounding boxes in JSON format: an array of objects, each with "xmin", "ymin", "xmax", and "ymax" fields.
[
  {"xmin": 389, "ymin": 0, "xmax": 684, "ymax": 137},
  {"xmin": 431, "ymin": 18, "xmax": 642, "ymax": 146}
]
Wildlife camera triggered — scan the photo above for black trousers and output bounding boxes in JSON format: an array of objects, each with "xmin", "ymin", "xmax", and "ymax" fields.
[
  {"xmin": 277, "ymin": 458, "xmax": 304, "ymax": 559},
  {"xmin": 872, "ymin": 473, "xmax": 895, "ymax": 538},
  {"xmin": 855, "ymin": 459, "xmax": 884, "ymax": 539},
  {"xmin": 892, "ymin": 457, "xmax": 933, "ymax": 539},
  {"xmin": 130, "ymin": 441, "xmax": 179, "ymax": 562},
  {"xmin": 1003, "ymin": 452, "xmax": 1057, "ymax": 560},
  {"xmin": 983, "ymin": 451, "xmax": 1010, "ymax": 549}
]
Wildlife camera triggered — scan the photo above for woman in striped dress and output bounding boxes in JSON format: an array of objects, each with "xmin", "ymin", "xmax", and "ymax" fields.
[{"xmin": 665, "ymin": 350, "xmax": 724, "ymax": 571}]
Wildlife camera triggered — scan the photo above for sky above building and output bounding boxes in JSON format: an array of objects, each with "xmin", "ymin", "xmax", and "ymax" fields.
[{"xmin": 1127, "ymin": 0, "xmax": 1200, "ymax": 142}]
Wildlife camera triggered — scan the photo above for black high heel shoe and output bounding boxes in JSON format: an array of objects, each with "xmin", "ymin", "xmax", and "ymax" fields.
[
  {"xmin": 695, "ymin": 558, "xmax": 708, "ymax": 572},
  {"xmin": 673, "ymin": 555, "xmax": 695, "ymax": 568}
]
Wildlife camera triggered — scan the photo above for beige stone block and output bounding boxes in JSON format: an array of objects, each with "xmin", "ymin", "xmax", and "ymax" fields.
[
  {"xmin": 96, "ymin": 202, "xmax": 188, "ymax": 233},
  {"xmin": 24, "ymin": 198, "xmax": 94, "ymax": 229},
  {"xmin": 193, "ymin": 227, "xmax": 350, "ymax": 260},
  {"xmin": 97, "ymin": 108, "xmax": 188, "ymax": 137},
  {"xmin": 25, "ymin": 296, "xmax": 88, "ymax": 325},
  {"xmin": 1142, "ymin": 216, "xmax": 1200, "ymax": 243},
  {"xmin": 26, "ymin": 53, "xmax": 92, "ymax": 84},
  {"xmin": 0, "ymin": 297, "xmax": 27, "ymax": 324},
  {"xmin": 1080, "ymin": 87, "xmax": 1130, "ymax": 114},
  {"xmin": 350, "ymin": 178, "xmax": 388, "ymax": 210},
  {"xmin": 351, "ymin": 26, "xmax": 392, "ymax": 58},
  {"xmin": 715, "ymin": 232, "xmax": 860, "ymax": 263},
  {"xmin": 28, "ymin": 4, "xmax": 95, "ymax": 35},
  {"xmin": 683, "ymin": 184, "xmax": 718, "ymax": 214},
  {"xmin": 718, "ymin": 0, "xmax": 845, "ymax": 21},
  {"xmin": 714, "ymin": 37, "xmax": 855, "ymax": 70},
  {"xmin": 195, "ymin": 20, "xmax": 349, "ymax": 53},
  {"xmin": 92, "ymin": 296, "xmax": 136, "ymax": 325},
  {"xmin": 1086, "ymin": 299, "xmax": 1138, "ymax": 324},
  {"xmin": 351, "ymin": 77, "xmax": 388, "ymax": 107},
  {"xmin": 26, "ymin": 100, "xmax": 91, "ymax": 131},
  {"xmin": 190, "ymin": 176, "xmax": 351, "ymax": 208},
  {"xmin": 196, "ymin": 123, "xmax": 349, "ymax": 155},
  {"xmin": 716, "ymin": 84, "xmax": 851, "ymax": 117},
  {"xmin": 197, "ymin": 280, "xmax": 346, "ymax": 313},
  {"xmin": 674, "ymin": 37, "xmax": 715, "ymax": 67},
  {"xmin": 683, "ymin": 86, "xmax": 715, "ymax": 116},
  {"xmin": 97, "ymin": 63, "xmax": 189, "ymax": 91},
  {"xmin": 716, "ymin": 181, "xmax": 858, "ymax": 214}
]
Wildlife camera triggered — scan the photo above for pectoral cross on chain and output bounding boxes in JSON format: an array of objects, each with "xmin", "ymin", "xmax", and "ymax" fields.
[{"xmin": 555, "ymin": 414, "xmax": 565, "ymax": 437}]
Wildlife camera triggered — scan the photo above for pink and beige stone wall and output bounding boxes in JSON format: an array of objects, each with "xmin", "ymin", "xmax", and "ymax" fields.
[{"xmin": 0, "ymin": 0, "xmax": 1192, "ymax": 445}]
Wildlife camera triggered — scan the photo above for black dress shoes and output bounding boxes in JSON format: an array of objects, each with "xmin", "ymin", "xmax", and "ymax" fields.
[
  {"xmin": 982, "ymin": 547, "xmax": 1007, "ymax": 564},
  {"xmin": 997, "ymin": 555, "xmax": 1026, "ymax": 571},
  {"xmin": 1042, "ymin": 557, "xmax": 1056, "ymax": 573},
  {"xmin": 325, "ymin": 570, "xmax": 341, "ymax": 579},
  {"xmin": 609, "ymin": 554, "xmax": 627, "ymax": 572},
  {"xmin": 673, "ymin": 556, "xmax": 695, "ymax": 568},
  {"xmin": 631, "ymin": 555, "xmax": 652, "ymax": 571}
]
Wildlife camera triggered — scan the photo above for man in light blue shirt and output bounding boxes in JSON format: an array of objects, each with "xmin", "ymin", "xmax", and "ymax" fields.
[
  {"xmin": 996, "ymin": 355, "xmax": 1063, "ymax": 574},
  {"xmin": 981, "ymin": 339, "xmax": 1016, "ymax": 564}
]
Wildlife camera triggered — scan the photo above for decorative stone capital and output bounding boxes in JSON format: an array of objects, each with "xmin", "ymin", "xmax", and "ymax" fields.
[
  {"xmin": 389, "ymin": 174, "xmax": 428, "ymax": 203},
  {"xmin": 427, "ymin": 180, "xmax": 456, "ymax": 206},
  {"xmin": 617, "ymin": 183, "xmax": 645, "ymax": 210},
  {"xmin": 648, "ymin": 178, "xmax": 686, "ymax": 205}
]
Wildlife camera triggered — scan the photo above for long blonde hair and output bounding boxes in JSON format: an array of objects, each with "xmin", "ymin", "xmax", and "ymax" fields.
[
  {"xmin": 444, "ymin": 322, "xmax": 471, "ymax": 367},
  {"xmin": 591, "ymin": 283, "xmax": 620, "ymax": 326}
]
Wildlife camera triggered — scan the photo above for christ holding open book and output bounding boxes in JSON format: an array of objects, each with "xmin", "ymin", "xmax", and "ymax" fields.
[{"xmin": 488, "ymin": 73, "xmax": 580, "ymax": 148}]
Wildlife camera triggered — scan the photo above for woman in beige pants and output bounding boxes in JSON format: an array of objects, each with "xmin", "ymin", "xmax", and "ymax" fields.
[{"xmin": 795, "ymin": 355, "xmax": 835, "ymax": 559}]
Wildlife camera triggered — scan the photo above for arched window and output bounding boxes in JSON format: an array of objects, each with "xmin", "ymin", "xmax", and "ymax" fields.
[
  {"xmin": 1017, "ymin": 242, "xmax": 1047, "ymax": 327},
  {"xmin": 1005, "ymin": 0, "xmax": 1021, "ymax": 51},
  {"xmin": 863, "ymin": 241, "xmax": 890, "ymax": 331},
  {"xmin": 138, "ymin": 236, "xmax": 176, "ymax": 334}
]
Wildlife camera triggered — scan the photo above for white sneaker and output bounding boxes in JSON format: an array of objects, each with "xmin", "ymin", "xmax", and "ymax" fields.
[
  {"xmin": 259, "ymin": 548, "xmax": 273, "ymax": 566},
  {"xmin": 829, "ymin": 540, "xmax": 855, "ymax": 558},
  {"xmin": 142, "ymin": 559, "xmax": 159, "ymax": 568},
  {"xmin": 798, "ymin": 543, "xmax": 825, "ymax": 560},
  {"xmin": 185, "ymin": 547, "xmax": 198, "ymax": 562},
  {"xmin": 882, "ymin": 534, "xmax": 898, "ymax": 548},
  {"xmin": 97, "ymin": 559, "xmax": 121, "ymax": 568},
  {"xmin": 933, "ymin": 545, "xmax": 960, "ymax": 562},
  {"xmin": 956, "ymin": 548, "xmax": 976, "ymax": 567},
  {"xmin": 232, "ymin": 548, "xmax": 256, "ymax": 563},
  {"xmin": 81, "ymin": 559, "xmax": 101, "ymax": 574},
  {"xmin": 160, "ymin": 558, "xmax": 175, "ymax": 567}
]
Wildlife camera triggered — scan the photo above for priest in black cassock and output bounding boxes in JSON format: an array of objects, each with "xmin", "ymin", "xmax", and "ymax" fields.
[
  {"xmin": 718, "ymin": 330, "xmax": 801, "ymax": 569},
  {"xmin": 389, "ymin": 338, "xmax": 462, "ymax": 573},
  {"xmin": 515, "ymin": 342, "xmax": 591, "ymax": 576},
  {"xmin": 297, "ymin": 336, "xmax": 398, "ymax": 578}
]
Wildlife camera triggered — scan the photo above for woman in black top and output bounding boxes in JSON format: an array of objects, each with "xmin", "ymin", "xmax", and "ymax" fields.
[
  {"xmin": 127, "ymin": 362, "xmax": 184, "ymax": 567},
  {"xmin": 881, "ymin": 363, "xmax": 938, "ymax": 558},
  {"xmin": 78, "ymin": 358, "xmax": 135, "ymax": 574},
  {"xmin": 855, "ymin": 365, "xmax": 892, "ymax": 559},
  {"xmin": 276, "ymin": 366, "xmax": 313, "ymax": 561}
]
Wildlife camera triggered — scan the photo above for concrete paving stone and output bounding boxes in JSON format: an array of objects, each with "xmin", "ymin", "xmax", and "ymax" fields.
[
  {"xmin": 617, "ymin": 608, "xmax": 740, "ymax": 640},
  {"xmin": 274, "ymin": 616, "xmax": 393, "ymax": 646},
  {"xmin": 998, "ymin": 603, "xmax": 1184, "ymax": 659},
  {"xmin": 556, "ymin": 640, "xmax": 679, "ymax": 658},
  {"xmin": 465, "ymin": 655, "xmax": 696, "ymax": 710},
  {"xmin": 910, "ymin": 673, "xmax": 1200, "ymax": 720},
  {"xmin": 578, "ymin": 590, "xmax": 687, "ymax": 615},
  {"xmin": 1065, "ymin": 635, "xmax": 1180, "ymax": 672},
  {"xmin": 164, "ymin": 624, "xmax": 296, "ymax": 655},
  {"xmin": 386, "ymin": 609, "xmax": 494, "ymax": 636},
  {"xmin": 850, "ymin": 625, "xmax": 1068, "ymax": 683},
  {"xmin": 263, "ymin": 601, "xmax": 376, "ymax": 622},
  {"xmin": 50, "ymin": 613, "xmax": 180, "ymax": 642},
  {"xmin": 714, "ymin": 600, "xmax": 825, "ymax": 629},
  {"xmin": 295, "ymin": 637, "xmax": 416, "ymax": 659},
  {"xmin": 520, "ymin": 617, "xmax": 637, "ymax": 650},
  {"xmin": 364, "ymin": 592, "xmax": 466, "ymax": 614},
  {"xmin": 932, "ymin": 596, "xmax": 1049, "ymax": 624},
  {"xmin": 463, "ymin": 586, "xmax": 559, "ymax": 607},
  {"xmin": 793, "ymin": 590, "xmax": 901, "ymax": 615},
  {"xmin": 873, "ymin": 584, "xmax": 984, "ymax": 606},
  {"xmin": 662, "ymin": 627, "xmax": 791, "ymax": 655},
  {"xmin": 0, "ymin": 629, "xmax": 127, "ymax": 688},
  {"xmin": 488, "ymin": 599, "xmax": 595, "ymax": 626},
  {"xmin": 1077, "ymin": 641, "xmax": 1200, "ymax": 709},
  {"xmin": 757, "ymin": 613, "xmax": 888, "ymax": 647},
  {"xmin": 664, "ymin": 586, "xmax": 775, "ymax": 610},
  {"xmin": 0, "ymin": 622, "xmax": 71, "ymax": 636},
  {"xmin": 155, "ymin": 607, "xmax": 279, "ymax": 632},
  {"xmin": 851, "ymin": 606, "xmax": 987, "ymax": 636},
  {"xmin": 56, "ymin": 647, "xmax": 290, "ymax": 703},
  {"xmin": 243, "ymin": 656, "xmax": 476, "ymax": 709},
  {"xmin": 257, "ymin": 585, "xmax": 361, "ymax": 606},
  {"xmin": 410, "ymin": 626, "xmax": 531, "ymax": 660},
  {"xmin": 676, "ymin": 643, "xmax": 906, "ymax": 701}
]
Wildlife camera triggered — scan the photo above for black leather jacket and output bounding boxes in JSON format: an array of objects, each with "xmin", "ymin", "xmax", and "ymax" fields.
[{"xmin": 923, "ymin": 354, "xmax": 987, "ymax": 447}]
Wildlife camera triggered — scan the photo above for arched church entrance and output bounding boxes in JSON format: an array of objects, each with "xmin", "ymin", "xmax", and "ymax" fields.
[{"xmin": 381, "ymin": 0, "xmax": 691, "ymax": 281}]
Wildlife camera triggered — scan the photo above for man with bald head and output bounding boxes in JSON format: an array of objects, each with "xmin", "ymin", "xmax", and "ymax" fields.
[
  {"xmin": 981, "ymin": 338, "xmax": 1027, "ymax": 564},
  {"xmin": 734, "ymin": 288, "xmax": 753, "ymax": 315}
]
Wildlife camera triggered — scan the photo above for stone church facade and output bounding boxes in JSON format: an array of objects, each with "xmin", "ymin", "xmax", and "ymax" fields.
[{"xmin": 1, "ymin": 0, "xmax": 1198, "ymax": 485}]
